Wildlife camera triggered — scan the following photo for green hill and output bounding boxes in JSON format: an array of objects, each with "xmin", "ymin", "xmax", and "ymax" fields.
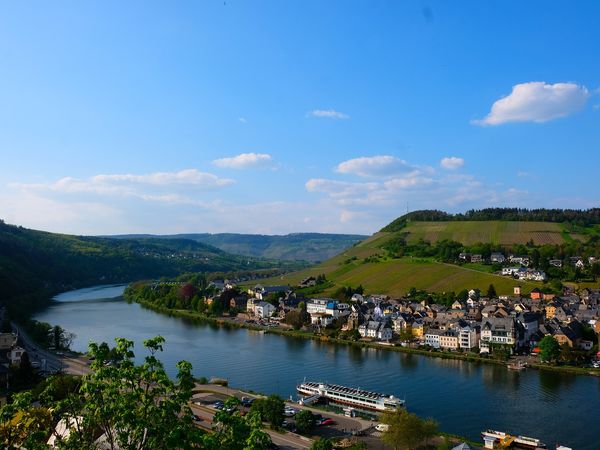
[
  {"xmin": 260, "ymin": 232, "xmax": 543, "ymax": 296},
  {"xmin": 109, "ymin": 232, "xmax": 366, "ymax": 263},
  {"xmin": 0, "ymin": 221, "xmax": 295, "ymax": 318},
  {"xmin": 260, "ymin": 209, "xmax": 600, "ymax": 297}
]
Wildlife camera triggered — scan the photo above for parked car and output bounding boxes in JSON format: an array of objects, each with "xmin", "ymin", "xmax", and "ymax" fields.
[
  {"xmin": 213, "ymin": 401, "xmax": 224, "ymax": 410},
  {"xmin": 241, "ymin": 396, "xmax": 255, "ymax": 407},
  {"xmin": 192, "ymin": 414, "xmax": 203, "ymax": 423},
  {"xmin": 284, "ymin": 407, "xmax": 297, "ymax": 417},
  {"xmin": 375, "ymin": 423, "xmax": 390, "ymax": 432},
  {"xmin": 318, "ymin": 418, "xmax": 334, "ymax": 426}
]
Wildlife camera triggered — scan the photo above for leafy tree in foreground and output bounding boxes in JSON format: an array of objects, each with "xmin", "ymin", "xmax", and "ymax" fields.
[
  {"xmin": 294, "ymin": 409, "xmax": 316, "ymax": 434},
  {"xmin": 251, "ymin": 394, "xmax": 285, "ymax": 428},
  {"xmin": 1, "ymin": 336, "xmax": 273, "ymax": 449},
  {"xmin": 538, "ymin": 335, "xmax": 561, "ymax": 362}
]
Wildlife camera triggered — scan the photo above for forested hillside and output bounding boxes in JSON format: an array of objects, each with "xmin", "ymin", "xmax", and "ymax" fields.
[{"xmin": 0, "ymin": 221, "xmax": 294, "ymax": 318}]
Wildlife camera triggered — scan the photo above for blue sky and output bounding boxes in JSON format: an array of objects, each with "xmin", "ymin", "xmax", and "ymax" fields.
[{"xmin": 0, "ymin": 1, "xmax": 599, "ymax": 235}]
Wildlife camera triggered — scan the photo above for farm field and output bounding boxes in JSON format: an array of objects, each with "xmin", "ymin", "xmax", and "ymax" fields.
[{"xmin": 403, "ymin": 221, "xmax": 570, "ymax": 245}]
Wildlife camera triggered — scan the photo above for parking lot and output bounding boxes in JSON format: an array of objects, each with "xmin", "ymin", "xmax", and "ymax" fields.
[{"xmin": 191, "ymin": 384, "xmax": 376, "ymax": 447}]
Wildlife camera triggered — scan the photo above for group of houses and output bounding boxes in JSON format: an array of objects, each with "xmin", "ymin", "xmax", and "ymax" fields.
[
  {"xmin": 235, "ymin": 283, "xmax": 600, "ymax": 355},
  {"xmin": 0, "ymin": 330, "xmax": 26, "ymax": 396}
]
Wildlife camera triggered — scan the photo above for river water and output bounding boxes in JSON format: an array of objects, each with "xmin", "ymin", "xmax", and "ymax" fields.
[{"xmin": 34, "ymin": 285, "xmax": 599, "ymax": 449}]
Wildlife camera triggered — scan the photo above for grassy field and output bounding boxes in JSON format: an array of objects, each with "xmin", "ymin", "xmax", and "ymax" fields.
[
  {"xmin": 259, "ymin": 228, "xmax": 544, "ymax": 296},
  {"xmin": 403, "ymin": 221, "xmax": 571, "ymax": 245},
  {"xmin": 256, "ymin": 220, "xmax": 600, "ymax": 297},
  {"xmin": 263, "ymin": 256, "xmax": 540, "ymax": 297}
]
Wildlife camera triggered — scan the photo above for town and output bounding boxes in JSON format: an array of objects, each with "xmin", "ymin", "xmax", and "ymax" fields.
[{"xmin": 209, "ymin": 271, "xmax": 600, "ymax": 367}]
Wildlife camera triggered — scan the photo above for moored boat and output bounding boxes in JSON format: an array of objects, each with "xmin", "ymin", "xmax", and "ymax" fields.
[
  {"xmin": 297, "ymin": 380, "xmax": 404, "ymax": 412},
  {"xmin": 481, "ymin": 429, "xmax": 547, "ymax": 449}
]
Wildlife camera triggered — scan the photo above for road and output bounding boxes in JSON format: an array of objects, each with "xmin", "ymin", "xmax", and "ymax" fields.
[{"xmin": 11, "ymin": 322, "xmax": 91, "ymax": 375}]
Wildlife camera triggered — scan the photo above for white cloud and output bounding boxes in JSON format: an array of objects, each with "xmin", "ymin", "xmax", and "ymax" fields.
[
  {"xmin": 238, "ymin": 117, "xmax": 247, "ymax": 123},
  {"xmin": 473, "ymin": 82, "xmax": 589, "ymax": 125},
  {"xmin": 440, "ymin": 156, "xmax": 464, "ymax": 170},
  {"xmin": 336, "ymin": 155, "xmax": 417, "ymax": 177},
  {"xmin": 307, "ymin": 109, "xmax": 350, "ymax": 120},
  {"xmin": 91, "ymin": 169, "xmax": 233, "ymax": 187},
  {"xmin": 13, "ymin": 169, "xmax": 234, "ymax": 196},
  {"xmin": 212, "ymin": 153, "xmax": 275, "ymax": 169}
]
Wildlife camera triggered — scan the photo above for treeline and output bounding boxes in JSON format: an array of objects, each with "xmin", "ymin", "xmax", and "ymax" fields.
[
  {"xmin": 381, "ymin": 208, "xmax": 600, "ymax": 232},
  {"xmin": 0, "ymin": 220, "xmax": 286, "ymax": 319},
  {"xmin": 125, "ymin": 274, "xmax": 240, "ymax": 317}
]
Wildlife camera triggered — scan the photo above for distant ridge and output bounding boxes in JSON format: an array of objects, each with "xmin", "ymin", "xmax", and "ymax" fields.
[{"xmin": 108, "ymin": 232, "xmax": 366, "ymax": 263}]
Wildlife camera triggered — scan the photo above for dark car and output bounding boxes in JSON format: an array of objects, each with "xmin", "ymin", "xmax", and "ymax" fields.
[{"xmin": 241, "ymin": 396, "xmax": 255, "ymax": 407}]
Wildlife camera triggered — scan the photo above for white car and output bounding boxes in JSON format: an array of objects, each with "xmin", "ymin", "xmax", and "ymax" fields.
[
  {"xmin": 284, "ymin": 407, "xmax": 298, "ymax": 417},
  {"xmin": 375, "ymin": 423, "xmax": 390, "ymax": 432}
]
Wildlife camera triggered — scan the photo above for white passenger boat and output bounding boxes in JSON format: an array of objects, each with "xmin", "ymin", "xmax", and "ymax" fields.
[{"xmin": 296, "ymin": 380, "xmax": 404, "ymax": 412}]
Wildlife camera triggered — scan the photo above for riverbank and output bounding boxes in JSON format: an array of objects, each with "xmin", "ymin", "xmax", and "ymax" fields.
[{"xmin": 131, "ymin": 297, "xmax": 600, "ymax": 378}]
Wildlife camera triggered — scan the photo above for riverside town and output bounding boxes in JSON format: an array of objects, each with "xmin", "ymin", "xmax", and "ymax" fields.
[{"xmin": 2, "ymin": 2, "xmax": 600, "ymax": 449}]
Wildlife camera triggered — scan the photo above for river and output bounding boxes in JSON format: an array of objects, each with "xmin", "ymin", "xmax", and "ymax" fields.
[{"xmin": 34, "ymin": 285, "xmax": 599, "ymax": 449}]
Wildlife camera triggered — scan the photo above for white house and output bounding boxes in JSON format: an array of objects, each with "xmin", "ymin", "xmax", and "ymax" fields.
[
  {"xmin": 306, "ymin": 299, "xmax": 333, "ymax": 315},
  {"xmin": 459, "ymin": 326, "xmax": 479, "ymax": 350},
  {"xmin": 424, "ymin": 329, "xmax": 443, "ymax": 349},
  {"xmin": 9, "ymin": 346, "xmax": 26, "ymax": 365},
  {"xmin": 377, "ymin": 325, "xmax": 393, "ymax": 341},
  {"xmin": 254, "ymin": 302, "xmax": 276, "ymax": 319},
  {"xmin": 479, "ymin": 317, "xmax": 518, "ymax": 353}
]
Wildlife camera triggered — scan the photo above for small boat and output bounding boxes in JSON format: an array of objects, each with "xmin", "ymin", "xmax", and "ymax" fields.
[
  {"xmin": 507, "ymin": 361, "xmax": 527, "ymax": 371},
  {"xmin": 481, "ymin": 429, "xmax": 546, "ymax": 449}
]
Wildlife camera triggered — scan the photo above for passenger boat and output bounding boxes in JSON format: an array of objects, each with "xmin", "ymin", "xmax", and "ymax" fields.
[
  {"xmin": 481, "ymin": 429, "xmax": 547, "ymax": 449},
  {"xmin": 296, "ymin": 380, "xmax": 404, "ymax": 412}
]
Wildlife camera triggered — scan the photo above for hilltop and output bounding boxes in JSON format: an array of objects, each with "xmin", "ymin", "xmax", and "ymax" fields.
[
  {"xmin": 260, "ymin": 208, "xmax": 600, "ymax": 297},
  {"xmin": 109, "ymin": 232, "xmax": 366, "ymax": 263},
  {"xmin": 0, "ymin": 220, "xmax": 299, "ymax": 318}
]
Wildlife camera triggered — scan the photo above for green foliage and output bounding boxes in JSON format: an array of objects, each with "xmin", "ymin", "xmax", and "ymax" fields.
[
  {"xmin": 380, "ymin": 409, "xmax": 438, "ymax": 450},
  {"xmin": 285, "ymin": 309, "xmax": 308, "ymax": 330},
  {"xmin": 294, "ymin": 409, "xmax": 316, "ymax": 434},
  {"xmin": 539, "ymin": 335, "xmax": 561, "ymax": 362},
  {"xmin": 487, "ymin": 284, "xmax": 497, "ymax": 299},
  {"xmin": 0, "ymin": 336, "xmax": 274, "ymax": 449},
  {"xmin": 250, "ymin": 394, "xmax": 285, "ymax": 428},
  {"xmin": 310, "ymin": 438, "xmax": 334, "ymax": 450}
]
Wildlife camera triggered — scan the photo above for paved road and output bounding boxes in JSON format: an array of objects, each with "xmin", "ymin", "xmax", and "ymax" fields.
[{"xmin": 11, "ymin": 322, "xmax": 91, "ymax": 375}]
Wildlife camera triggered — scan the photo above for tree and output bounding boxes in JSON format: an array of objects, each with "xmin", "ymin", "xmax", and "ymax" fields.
[
  {"xmin": 295, "ymin": 409, "xmax": 316, "ymax": 434},
  {"xmin": 421, "ymin": 417, "xmax": 439, "ymax": 447},
  {"xmin": 311, "ymin": 438, "xmax": 333, "ymax": 450},
  {"xmin": 487, "ymin": 284, "xmax": 497, "ymax": 299},
  {"xmin": 381, "ymin": 409, "xmax": 427, "ymax": 450},
  {"xmin": 285, "ymin": 310, "xmax": 305, "ymax": 330},
  {"xmin": 251, "ymin": 394, "xmax": 285, "ymax": 428},
  {"xmin": 0, "ymin": 391, "xmax": 53, "ymax": 449},
  {"xmin": 212, "ymin": 397, "xmax": 272, "ymax": 450},
  {"xmin": 538, "ymin": 335, "xmax": 561, "ymax": 362}
]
